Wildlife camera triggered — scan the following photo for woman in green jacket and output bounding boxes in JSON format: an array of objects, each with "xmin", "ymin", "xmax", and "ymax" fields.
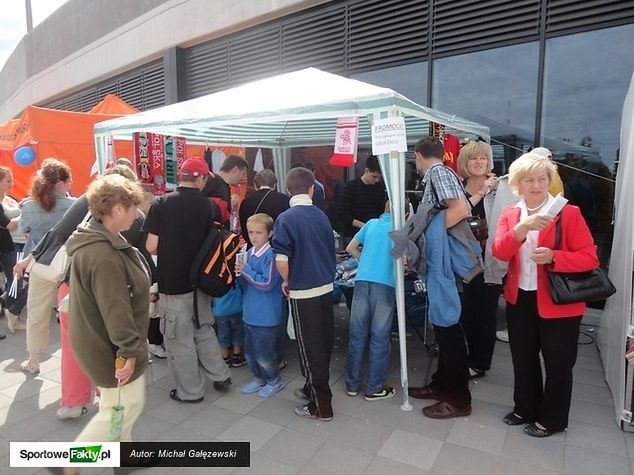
[{"xmin": 66, "ymin": 174, "xmax": 150, "ymax": 450}]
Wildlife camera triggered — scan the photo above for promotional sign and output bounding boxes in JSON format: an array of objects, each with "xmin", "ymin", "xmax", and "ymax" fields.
[
  {"xmin": 371, "ymin": 116, "xmax": 407, "ymax": 156},
  {"xmin": 329, "ymin": 117, "xmax": 358, "ymax": 167}
]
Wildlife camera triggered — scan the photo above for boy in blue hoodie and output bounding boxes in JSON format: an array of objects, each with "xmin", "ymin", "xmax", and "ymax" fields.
[
  {"xmin": 237, "ymin": 213, "xmax": 285, "ymax": 397},
  {"xmin": 272, "ymin": 167, "xmax": 336, "ymax": 421}
]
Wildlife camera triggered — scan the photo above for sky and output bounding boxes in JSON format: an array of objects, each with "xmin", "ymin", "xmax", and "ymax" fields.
[{"xmin": 0, "ymin": 0, "xmax": 69, "ymax": 69}]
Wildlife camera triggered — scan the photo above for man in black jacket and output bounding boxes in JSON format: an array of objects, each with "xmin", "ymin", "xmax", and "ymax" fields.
[
  {"xmin": 339, "ymin": 155, "xmax": 386, "ymax": 240},
  {"xmin": 202, "ymin": 154, "xmax": 248, "ymax": 225}
]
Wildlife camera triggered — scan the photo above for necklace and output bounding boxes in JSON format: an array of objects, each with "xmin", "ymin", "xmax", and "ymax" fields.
[{"xmin": 526, "ymin": 196, "xmax": 548, "ymax": 212}]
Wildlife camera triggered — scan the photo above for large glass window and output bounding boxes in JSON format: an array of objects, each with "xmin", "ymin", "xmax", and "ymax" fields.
[
  {"xmin": 541, "ymin": 24, "xmax": 634, "ymax": 169},
  {"xmin": 351, "ymin": 62, "xmax": 427, "ymax": 106},
  {"xmin": 432, "ymin": 43, "xmax": 539, "ymax": 173},
  {"xmin": 541, "ymin": 25, "xmax": 634, "ymax": 271}
]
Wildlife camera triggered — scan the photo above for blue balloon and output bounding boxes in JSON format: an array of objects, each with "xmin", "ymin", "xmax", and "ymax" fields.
[{"xmin": 14, "ymin": 146, "xmax": 36, "ymax": 167}]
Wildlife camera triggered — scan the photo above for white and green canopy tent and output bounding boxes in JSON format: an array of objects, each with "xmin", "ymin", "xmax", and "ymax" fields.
[{"xmin": 94, "ymin": 67, "xmax": 489, "ymax": 410}]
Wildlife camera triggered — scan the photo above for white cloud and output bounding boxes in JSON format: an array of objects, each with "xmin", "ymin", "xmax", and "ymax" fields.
[{"xmin": 0, "ymin": 0, "xmax": 69, "ymax": 69}]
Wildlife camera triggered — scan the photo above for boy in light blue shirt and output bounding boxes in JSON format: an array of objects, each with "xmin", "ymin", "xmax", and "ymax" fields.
[{"xmin": 345, "ymin": 201, "xmax": 397, "ymax": 401}]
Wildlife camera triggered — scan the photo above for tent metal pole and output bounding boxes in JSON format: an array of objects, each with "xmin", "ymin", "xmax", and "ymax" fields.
[
  {"xmin": 94, "ymin": 135, "xmax": 107, "ymax": 175},
  {"xmin": 375, "ymin": 109, "xmax": 412, "ymax": 412},
  {"xmin": 272, "ymin": 146, "xmax": 290, "ymax": 193}
]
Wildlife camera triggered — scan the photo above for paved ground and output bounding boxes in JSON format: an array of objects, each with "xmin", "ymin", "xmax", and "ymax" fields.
[{"xmin": 1, "ymin": 304, "xmax": 633, "ymax": 474}]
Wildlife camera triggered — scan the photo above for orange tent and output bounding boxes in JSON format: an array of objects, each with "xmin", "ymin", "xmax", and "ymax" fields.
[
  {"xmin": 0, "ymin": 119, "xmax": 18, "ymax": 171},
  {"xmin": 0, "ymin": 95, "xmax": 139, "ymax": 199},
  {"xmin": 88, "ymin": 94, "xmax": 139, "ymax": 115}
]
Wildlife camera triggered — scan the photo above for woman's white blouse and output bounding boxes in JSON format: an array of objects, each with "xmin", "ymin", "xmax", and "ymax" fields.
[{"xmin": 516, "ymin": 194, "xmax": 555, "ymax": 291}]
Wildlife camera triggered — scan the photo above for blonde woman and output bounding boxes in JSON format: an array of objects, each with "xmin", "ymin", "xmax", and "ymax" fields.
[
  {"xmin": 456, "ymin": 142, "xmax": 501, "ymax": 379},
  {"xmin": 492, "ymin": 153, "xmax": 598, "ymax": 437},
  {"xmin": 66, "ymin": 174, "xmax": 149, "ymax": 451}
]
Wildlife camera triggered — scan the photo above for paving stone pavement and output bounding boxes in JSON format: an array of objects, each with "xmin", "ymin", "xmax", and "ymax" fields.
[{"xmin": 1, "ymin": 305, "xmax": 633, "ymax": 474}]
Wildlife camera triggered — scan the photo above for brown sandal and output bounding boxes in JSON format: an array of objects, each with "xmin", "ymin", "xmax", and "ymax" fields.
[{"xmin": 422, "ymin": 401, "xmax": 471, "ymax": 419}]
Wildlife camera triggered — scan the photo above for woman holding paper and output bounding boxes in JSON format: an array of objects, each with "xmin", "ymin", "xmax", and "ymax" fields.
[{"xmin": 492, "ymin": 153, "xmax": 598, "ymax": 438}]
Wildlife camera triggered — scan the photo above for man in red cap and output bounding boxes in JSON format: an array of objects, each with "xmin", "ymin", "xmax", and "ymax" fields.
[{"xmin": 143, "ymin": 156, "xmax": 232, "ymax": 403}]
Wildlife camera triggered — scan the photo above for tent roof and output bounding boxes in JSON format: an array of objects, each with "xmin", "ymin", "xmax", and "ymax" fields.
[
  {"xmin": 88, "ymin": 94, "xmax": 139, "ymax": 115},
  {"xmin": 94, "ymin": 68, "xmax": 489, "ymax": 147}
]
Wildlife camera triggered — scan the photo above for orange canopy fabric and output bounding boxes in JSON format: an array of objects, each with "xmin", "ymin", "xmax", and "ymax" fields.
[
  {"xmin": 0, "ymin": 96, "xmax": 137, "ymax": 199},
  {"xmin": 0, "ymin": 119, "xmax": 18, "ymax": 176},
  {"xmin": 0, "ymin": 96, "xmax": 245, "ymax": 200},
  {"xmin": 88, "ymin": 94, "xmax": 139, "ymax": 115},
  {"xmin": 0, "ymin": 119, "xmax": 18, "ymax": 151}
]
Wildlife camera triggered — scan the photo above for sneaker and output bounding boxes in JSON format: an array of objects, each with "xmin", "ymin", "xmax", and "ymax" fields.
[
  {"xmin": 240, "ymin": 378, "xmax": 266, "ymax": 394},
  {"xmin": 231, "ymin": 354, "xmax": 247, "ymax": 367},
  {"xmin": 148, "ymin": 344, "xmax": 167, "ymax": 359},
  {"xmin": 364, "ymin": 387, "xmax": 396, "ymax": 401},
  {"xmin": 294, "ymin": 388, "xmax": 309, "ymax": 400},
  {"xmin": 6, "ymin": 310, "xmax": 26, "ymax": 333},
  {"xmin": 293, "ymin": 404, "xmax": 332, "ymax": 421},
  {"xmin": 257, "ymin": 379, "xmax": 285, "ymax": 398},
  {"xmin": 56, "ymin": 405, "xmax": 88, "ymax": 420},
  {"xmin": 345, "ymin": 387, "xmax": 358, "ymax": 397},
  {"xmin": 20, "ymin": 360, "xmax": 40, "ymax": 374},
  {"xmin": 223, "ymin": 356, "xmax": 231, "ymax": 366},
  {"xmin": 213, "ymin": 377, "xmax": 232, "ymax": 391},
  {"xmin": 496, "ymin": 329, "xmax": 509, "ymax": 342}
]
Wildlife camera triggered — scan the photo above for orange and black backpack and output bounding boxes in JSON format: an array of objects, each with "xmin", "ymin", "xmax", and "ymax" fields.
[{"xmin": 190, "ymin": 219, "xmax": 240, "ymax": 327}]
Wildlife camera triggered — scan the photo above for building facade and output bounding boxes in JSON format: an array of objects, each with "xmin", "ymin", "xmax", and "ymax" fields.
[{"xmin": 1, "ymin": 0, "xmax": 632, "ymax": 260}]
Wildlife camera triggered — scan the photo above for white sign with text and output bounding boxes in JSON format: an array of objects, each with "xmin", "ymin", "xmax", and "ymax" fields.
[{"xmin": 371, "ymin": 117, "xmax": 407, "ymax": 155}]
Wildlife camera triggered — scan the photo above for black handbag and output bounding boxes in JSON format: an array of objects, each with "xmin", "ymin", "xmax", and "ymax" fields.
[
  {"xmin": 547, "ymin": 215, "xmax": 616, "ymax": 304},
  {"xmin": 461, "ymin": 182, "xmax": 488, "ymax": 243},
  {"xmin": 466, "ymin": 215, "xmax": 489, "ymax": 243}
]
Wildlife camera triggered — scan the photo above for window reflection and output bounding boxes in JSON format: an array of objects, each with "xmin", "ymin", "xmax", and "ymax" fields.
[
  {"xmin": 542, "ymin": 25, "xmax": 633, "ymax": 271},
  {"xmin": 432, "ymin": 42, "xmax": 539, "ymax": 173},
  {"xmin": 351, "ymin": 62, "xmax": 427, "ymax": 106},
  {"xmin": 542, "ymin": 24, "xmax": 634, "ymax": 169}
]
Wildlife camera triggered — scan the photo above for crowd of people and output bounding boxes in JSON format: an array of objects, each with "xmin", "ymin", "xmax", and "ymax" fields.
[{"xmin": 0, "ymin": 134, "xmax": 602, "ymax": 471}]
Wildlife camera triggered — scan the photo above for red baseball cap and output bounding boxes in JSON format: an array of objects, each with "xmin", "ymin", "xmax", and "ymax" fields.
[{"xmin": 180, "ymin": 157, "xmax": 211, "ymax": 178}]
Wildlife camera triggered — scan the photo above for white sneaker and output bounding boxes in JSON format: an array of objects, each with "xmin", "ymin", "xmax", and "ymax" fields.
[
  {"xmin": 56, "ymin": 405, "xmax": 87, "ymax": 420},
  {"xmin": 496, "ymin": 329, "xmax": 509, "ymax": 342},
  {"xmin": 148, "ymin": 344, "xmax": 167, "ymax": 359}
]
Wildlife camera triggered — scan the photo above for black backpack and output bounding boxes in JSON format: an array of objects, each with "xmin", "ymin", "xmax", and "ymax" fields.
[{"xmin": 189, "ymin": 220, "xmax": 240, "ymax": 327}]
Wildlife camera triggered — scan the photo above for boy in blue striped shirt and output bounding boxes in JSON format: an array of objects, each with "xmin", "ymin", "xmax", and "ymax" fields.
[{"xmin": 237, "ymin": 213, "xmax": 285, "ymax": 398}]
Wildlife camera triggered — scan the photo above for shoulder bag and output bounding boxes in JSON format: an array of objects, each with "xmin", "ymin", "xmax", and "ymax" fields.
[
  {"xmin": 547, "ymin": 213, "xmax": 616, "ymax": 304},
  {"xmin": 28, "ymin": 211, "xmax": 92, "ymax": 283}
]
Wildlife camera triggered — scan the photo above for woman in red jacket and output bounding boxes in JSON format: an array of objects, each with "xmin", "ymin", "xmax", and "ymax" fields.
[{"xmin": 492, "ymin": 153, "xmax": 599, "ymax": 438}]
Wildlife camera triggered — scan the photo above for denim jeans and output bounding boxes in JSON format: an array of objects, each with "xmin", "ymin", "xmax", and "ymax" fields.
[
  {"xmin": 244, "ymin": 324, "xmax": 280, "ymax": 384},
  {"xmin": 215, "ymin": 313, "xmax": 244, "ymax": 348},
  {"xmin": 345, "ymin": 281, "xmax": 395, "ymax": 395}
]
